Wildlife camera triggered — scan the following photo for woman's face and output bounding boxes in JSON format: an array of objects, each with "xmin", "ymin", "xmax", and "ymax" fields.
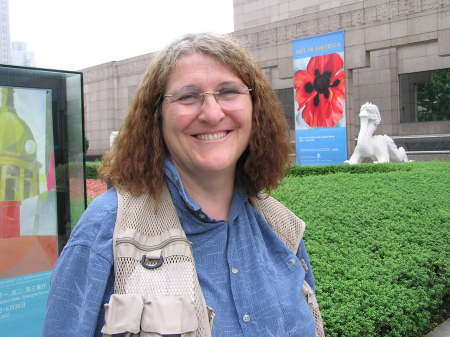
[{"xmin": 161, "ymin": 52, "xmax": 252, "ymax": 180}]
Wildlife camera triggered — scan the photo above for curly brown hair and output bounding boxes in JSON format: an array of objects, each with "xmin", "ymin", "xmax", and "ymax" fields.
[{"xmin": 100, "ymin": 33, "xmax": 290, "ymax": 197}]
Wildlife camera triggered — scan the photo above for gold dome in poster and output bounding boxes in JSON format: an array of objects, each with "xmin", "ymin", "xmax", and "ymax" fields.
[{"xmin": 0, "ymin": 87, "xmax": 40, "ymax": 201}]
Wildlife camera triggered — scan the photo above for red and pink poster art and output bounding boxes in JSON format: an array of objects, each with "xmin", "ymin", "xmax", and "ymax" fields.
[{"xmin": 294, "ymin": 53, "xmax": 345, "ymax": 128}]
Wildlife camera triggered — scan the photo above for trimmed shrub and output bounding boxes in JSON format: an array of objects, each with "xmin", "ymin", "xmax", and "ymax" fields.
[
  {"xmin": 85, "ymin": 160, "xmax": 100, "ymax": 179},
  {"xmin": 288, "ymin": 162, "xmax": 413, "ymax": 177},
  {"xmin": 274, "ymin": 161, "xmax": 450, "ymax": 337}
]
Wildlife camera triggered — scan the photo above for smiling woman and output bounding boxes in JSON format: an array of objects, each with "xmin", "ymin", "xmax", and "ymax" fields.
[{"xmin": 43, "ymin": 33, "xmax": 324, "ymax": 337}]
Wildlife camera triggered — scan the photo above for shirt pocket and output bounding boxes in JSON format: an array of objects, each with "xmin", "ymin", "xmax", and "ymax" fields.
[
  {"xmin": 271, "ymin": 252, "xmax": 316, "ymax": 337},
  {"xmin": 277, "ymin": 249, "xmax": 306, "ymax": 276}
]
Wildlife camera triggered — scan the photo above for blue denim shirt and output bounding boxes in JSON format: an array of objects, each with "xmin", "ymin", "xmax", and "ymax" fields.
[{"xmin": 43, "ymin": 160, "xmax": 316, "ymax": 337}]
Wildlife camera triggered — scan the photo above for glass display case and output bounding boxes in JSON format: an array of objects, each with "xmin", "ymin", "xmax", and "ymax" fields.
[{"xmin": 0, "ymin": 64, "xmax": 85, "ymax": 336}]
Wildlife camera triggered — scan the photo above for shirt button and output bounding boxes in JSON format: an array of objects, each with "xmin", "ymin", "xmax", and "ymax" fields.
[
  {"xmin": 231, "ymin": 267, "xmax": 239, "ymax": 274},
  {"xmin": 289, "ymin": 258, "xmax": 296, "ymax": 265},
  {"xmin": 301, "ymin": 258, "xmax": 309, "ymax": 271},
  {"xmin": 243, "ymin": 313, "xmax": 251, "ymax": 322}
]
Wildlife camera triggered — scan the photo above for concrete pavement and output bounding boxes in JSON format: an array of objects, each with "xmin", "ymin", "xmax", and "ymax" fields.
[{"xmin": 425, "ymin": 319, "xmax": 450, "ymax": 337}]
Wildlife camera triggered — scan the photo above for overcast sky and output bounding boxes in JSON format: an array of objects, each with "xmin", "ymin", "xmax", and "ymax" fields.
[{"xmin": 9, "ymin": 0, "xmax": 234, "ymax": 71}]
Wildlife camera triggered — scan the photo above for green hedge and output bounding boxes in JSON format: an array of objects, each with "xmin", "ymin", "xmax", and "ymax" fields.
[
  {"xmin": 288, "ymin": 162, "xmax": 413, "ymax": 177},
  {"xmin": 85, "ymin": 161, "xmax": 413, "ymax": 180},
  {"xmin": 85, "ymin": 160, "xmax": 101, "ymax": 179},
  {"xmin": 56, "ymin": 161, "xmax": 99, "ymax": 180},
  {"xmin": 273, "ymin": 161, "xmax": 449, "ymax": 337}
]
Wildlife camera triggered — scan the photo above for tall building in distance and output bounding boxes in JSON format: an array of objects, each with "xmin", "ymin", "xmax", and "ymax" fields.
[
  {"xmin": 10, "ymin": 41, "xmax": 36, "ymax": 67},
  {"xmin": 0, "ymin": 0, "xmax": 36, "ymax": 67},
  {"xmin": 0, "ymin": 0, "xmax": 11, "ymax": 64}
]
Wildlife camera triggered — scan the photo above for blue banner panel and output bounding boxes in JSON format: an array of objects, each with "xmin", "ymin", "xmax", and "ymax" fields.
[
  {"xmin": 293, "ymin": 31, "xmax": 347, "ymax": 165},
  {"xmin": 0, "ymin": 271, "xmax": 51, "ymax": 337},
  {"xmin": 293, "ymin": 31, "xmax": 345, "ymax": 60},
  {"xmin": 296, "ymin": 128, "xmax": 348, "ymax": 165}
]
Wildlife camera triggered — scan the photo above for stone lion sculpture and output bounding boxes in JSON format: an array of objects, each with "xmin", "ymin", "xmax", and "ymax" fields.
[{"xmin": 345, "ymin": 102, "xmax": 410, "ymax": 164}]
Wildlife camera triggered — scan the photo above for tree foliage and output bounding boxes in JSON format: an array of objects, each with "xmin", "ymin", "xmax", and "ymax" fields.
[{"xmin": 416, "ymin": 68, "xmax": 450, "ymax": 121}]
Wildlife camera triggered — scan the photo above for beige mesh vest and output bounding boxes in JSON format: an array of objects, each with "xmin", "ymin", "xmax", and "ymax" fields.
[{"xmin": 101, "ymin": 186, "xmax": 325, "ymax": 337}]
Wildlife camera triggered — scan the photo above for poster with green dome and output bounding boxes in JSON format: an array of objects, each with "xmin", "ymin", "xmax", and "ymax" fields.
[
  {"xmin": 0, "ymin": 86, "xmax": 58, "ymax": 336},
  {"xmin": 0, "ymin": 64, "xmax": 85, "ymax": 337}
]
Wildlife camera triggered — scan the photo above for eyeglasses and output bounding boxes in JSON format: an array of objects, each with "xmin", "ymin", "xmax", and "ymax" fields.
[{"xmin": 164, "ymin": 83, "xmax": 252, "ymax": 110}]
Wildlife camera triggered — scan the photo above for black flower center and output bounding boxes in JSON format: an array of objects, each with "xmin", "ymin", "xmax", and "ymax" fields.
[{"xmin": 305, "ymin": 70, "xmax": 340, "ymax": 106}]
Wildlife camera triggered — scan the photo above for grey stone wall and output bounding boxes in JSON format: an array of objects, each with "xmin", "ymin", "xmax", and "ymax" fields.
[
  {"xmin": 233, "ymin": 0, "xmax": 360, "ymax": 31},
  {"xmin": 83, "ymin": 53, "xmax": 154, "ymax": 157}
]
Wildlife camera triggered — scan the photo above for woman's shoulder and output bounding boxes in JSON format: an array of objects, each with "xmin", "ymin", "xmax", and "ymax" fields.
[
  {"xmin": 66, "ymin": 188, "xmax": 118, "ymax": 256},
  {"xmin": 87, "ymin": 188, "xmax": 118, "ymax": 214}
]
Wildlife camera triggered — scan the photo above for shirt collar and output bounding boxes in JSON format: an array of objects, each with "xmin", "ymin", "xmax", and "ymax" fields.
[
  {"xmin": 164, "ymin": 157, "xmax": 202, "ymax": 213},
  {"xmin": 164, "ymin": 157, "xmax": 247, "ymax": 222}
]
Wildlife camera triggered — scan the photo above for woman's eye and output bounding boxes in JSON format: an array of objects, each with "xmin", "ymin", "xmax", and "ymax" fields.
[
  {"xmin": 219, "ymin": 89, "xmax": 240, "ymax": 99},
  {"xmin": 221, "ymin": 89, "xmax": 239, "ymax": 95},
  {"xmin": 177, "ymin": 94, "xmax": 198, "ymax": 102}
]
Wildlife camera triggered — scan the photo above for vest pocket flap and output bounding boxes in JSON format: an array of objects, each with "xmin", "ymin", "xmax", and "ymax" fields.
[
  {"xmin": 101, "ymin": 294, "xmax": 144, "ymax": 335},
  {"xmin": 141, "ymin": 295, "xmax": 198, "ymax": 334}
]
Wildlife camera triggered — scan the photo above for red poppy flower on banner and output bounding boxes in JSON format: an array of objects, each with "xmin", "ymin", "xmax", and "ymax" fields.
[{"xmin": 294, "ymin": 53, "xmax": 345, "ymax": 128}]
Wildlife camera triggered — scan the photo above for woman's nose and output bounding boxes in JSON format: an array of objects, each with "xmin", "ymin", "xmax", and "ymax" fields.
[{"xmin": 197, "ymin": 94, "xmax": 225, "ymax": 124}]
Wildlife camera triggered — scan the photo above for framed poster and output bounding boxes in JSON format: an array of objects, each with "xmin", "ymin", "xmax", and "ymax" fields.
[
  {"xmin": 292, "ymin": 31, "xmax": 348, "ymax": 165},
  {"xmin": 0, "ymin": 65, "xmax": 84, "ymax": 336}
]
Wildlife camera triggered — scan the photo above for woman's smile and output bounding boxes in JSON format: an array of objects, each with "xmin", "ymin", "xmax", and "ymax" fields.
[{"xmin": 193, "ymin": 131, "xmax": 229, "ymax": 141}]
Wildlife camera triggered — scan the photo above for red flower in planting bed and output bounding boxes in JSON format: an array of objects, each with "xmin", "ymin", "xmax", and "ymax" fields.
[{"xmin": 294, "ymin": 53, "xmax": 345, "ymax": 128}]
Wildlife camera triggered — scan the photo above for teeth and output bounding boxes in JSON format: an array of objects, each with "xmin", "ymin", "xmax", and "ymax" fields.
[{"xmin": 196, "ymin": 132, "xmax": 228, "ymax": 141}]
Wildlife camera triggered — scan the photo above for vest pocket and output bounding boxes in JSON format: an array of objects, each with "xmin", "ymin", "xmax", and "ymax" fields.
[
  {"xmin": 101, "ymin": 294, "xmax": 144, "ymax": 335},
  {"xmin": 141, "ymin": 295, "xmax": 198, "ymax": 335},
  {"xmin": 101, "ymin": 294, "xmax": 198, "ymax": 337}
]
